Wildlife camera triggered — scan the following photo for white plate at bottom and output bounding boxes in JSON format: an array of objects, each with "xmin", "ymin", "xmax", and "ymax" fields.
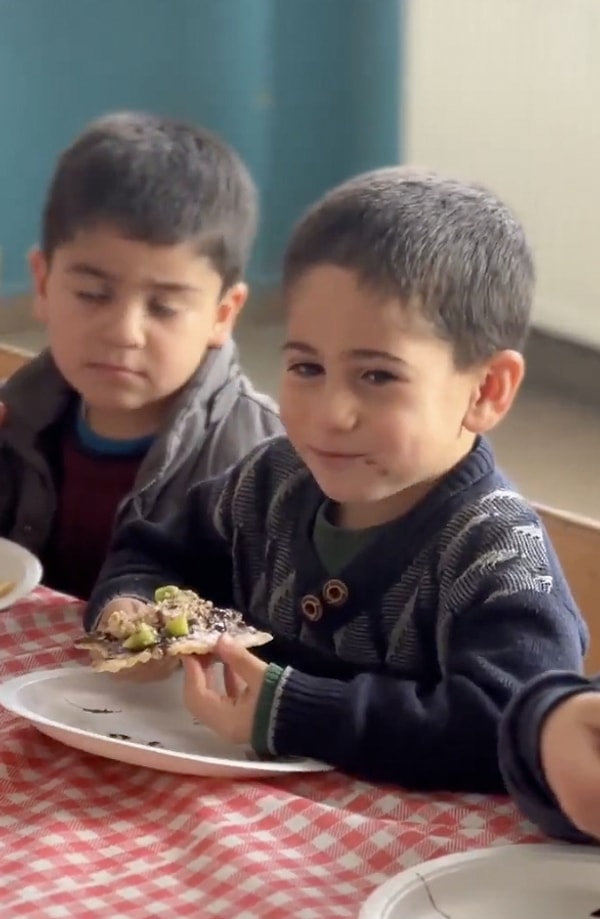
[
  {"xmin": 0, "ymin": 666, "xmax": 332, "ymax": 779},
  {"xmin": 360, "ymin": 843, "xmax": 600, "ymax": 918}
]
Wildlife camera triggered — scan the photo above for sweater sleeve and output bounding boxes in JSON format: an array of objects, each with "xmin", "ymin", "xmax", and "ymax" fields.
[
  {"xmin": 84, "ymin": 465, "xmax": 239, "ymax": 630},
  {"xmin": 260, "ymin": 505, "xmax": 587, "ymax": 791},
  {"xmin": 498, "ymin": 671, "xmax": 600, "ymax": 843}
]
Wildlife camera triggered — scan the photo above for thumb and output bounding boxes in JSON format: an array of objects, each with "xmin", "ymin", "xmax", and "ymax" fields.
[{"xmin": 216, "ymin": 635, "xmax": 262, "ymax": 682}]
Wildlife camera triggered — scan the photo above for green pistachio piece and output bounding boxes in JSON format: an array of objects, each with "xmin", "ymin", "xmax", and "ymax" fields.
[
  {"xmin": 165, "ymin": 612, "xmax": 189, "ymax": 638},
  {"xmin": 154, "ymin": 585, "xmax": 180, "ymax": 603},
  {"xmin": 122, "ymin": 623, "xmax": 159, "ymax": 651}
]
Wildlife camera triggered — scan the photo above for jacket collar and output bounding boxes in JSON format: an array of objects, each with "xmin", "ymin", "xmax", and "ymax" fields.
[{"xmin": 1, "ymin": 339, "xmax": 243, "ymax": 485}]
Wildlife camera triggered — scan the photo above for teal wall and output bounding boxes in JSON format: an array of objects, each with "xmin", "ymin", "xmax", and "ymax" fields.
[{"xmin": 0, "ymin": 0, "xmax": 403, "ymax": 294}]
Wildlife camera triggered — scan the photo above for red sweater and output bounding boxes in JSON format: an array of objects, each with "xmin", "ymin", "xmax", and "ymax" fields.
[{"xmin": 43, "ymin": 433, "xmax": 143, "ymax": 599}]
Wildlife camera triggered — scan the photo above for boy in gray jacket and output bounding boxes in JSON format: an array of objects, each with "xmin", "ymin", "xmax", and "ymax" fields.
[{"xmin": 0, "ymin": 112, "xmax": 281, "ymax": 598}]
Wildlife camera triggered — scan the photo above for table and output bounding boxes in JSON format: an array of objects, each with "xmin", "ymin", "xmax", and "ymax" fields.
[{"xmin": 0, "ymin": 588, "xmax": 541, "ymax": 918}]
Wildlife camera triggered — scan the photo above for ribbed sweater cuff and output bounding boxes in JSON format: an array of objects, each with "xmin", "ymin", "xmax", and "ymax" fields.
[
  {"xmin": 268, "ymin": 669, "xmax": 346, "ymax": 763},
  {"xmin": 251, "ymin": 663, "xmax": 286, "ymax": 755}
]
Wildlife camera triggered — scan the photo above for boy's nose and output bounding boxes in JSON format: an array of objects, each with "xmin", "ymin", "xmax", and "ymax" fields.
[
  {"xmin": 318, "ymin": 388, "xmax": 359, "ymax": 432},
  {"xmin": 102, "ymin": 303, "xmax": 145, "ymax": 349}
]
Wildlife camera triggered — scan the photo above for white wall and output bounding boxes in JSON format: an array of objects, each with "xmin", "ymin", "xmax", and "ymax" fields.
[{"xmin": 405, "ymin": 0, "xmax": 600, "ymax": 347}]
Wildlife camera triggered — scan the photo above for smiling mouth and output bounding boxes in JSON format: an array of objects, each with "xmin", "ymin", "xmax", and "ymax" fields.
[
  {"xmin": 87, "ymin": 362, "xmax": 143, "ymax": 377},
  {"xmin": 311, "ymin": 448, "xmax": 366, "ymax": 460}
]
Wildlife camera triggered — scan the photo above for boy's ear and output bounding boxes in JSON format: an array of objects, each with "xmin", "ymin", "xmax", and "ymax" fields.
[
  {"xmin": 29, "ymin": 247, "xmax": 50, "ymax": 323},
  {"xmin": 463, "ymin": 350, "xmax": 525, "ymax": 435},
  {"xmin": 208, "ymin": 282, "xmax": 249, "ymax": 348}
]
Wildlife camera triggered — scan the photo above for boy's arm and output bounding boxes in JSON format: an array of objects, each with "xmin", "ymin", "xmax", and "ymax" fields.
[
  {"xmin": 85, "ymin": 471, "xmax": 236, "ymax": 631},
  {"xmin": 252, "ymin": 507, "xmax": 586, "ymax": 791},
  {"xmin": 498, "ymin": 671, "xmax": 599, "ymax": 843},
  {"xmin": 0, "ymin": 444, "xmax": 17, "ymax": 535}
]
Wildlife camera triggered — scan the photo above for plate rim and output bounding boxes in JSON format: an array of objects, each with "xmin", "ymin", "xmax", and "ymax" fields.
[
  {"xmin": 0, "ymin": 537, "xmax": 43, "ymax": 610},
  {"xmin": 359, "ymin": 842, "xmax": 600, "ymax": 917},
  {"xmin": 0, "ymin": 666, "xmax": 333, "ymax": 774}
]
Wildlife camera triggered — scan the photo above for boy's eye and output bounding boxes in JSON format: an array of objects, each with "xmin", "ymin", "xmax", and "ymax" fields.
[
  {"xmin": 287, "ymin": 361, "xmax": 323, "ymax": 378},
  {"xmin": 362, "ymin": 369, "xmax": 399, "ymax": 385},
  {"xmin": 77, "ymin": 290, "xmax": 110, "ymax": 304},
  {"xmin": 148, "ymin": 300, "xmax": 177, "ymax": 319}
]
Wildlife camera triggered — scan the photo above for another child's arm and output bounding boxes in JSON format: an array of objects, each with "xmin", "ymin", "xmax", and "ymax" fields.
[{"xmin": 499, "ymin": 671, "xmax": 600, "ymax": 843}]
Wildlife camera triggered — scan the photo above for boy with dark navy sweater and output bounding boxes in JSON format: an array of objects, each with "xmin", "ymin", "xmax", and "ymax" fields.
[
  {"xmin": 87, "ymin": 167, "xmax": 586, "ymax": 791},
  {"xmin": 0, "ymin": 112, "xmax": 281, "ymax": 599}
]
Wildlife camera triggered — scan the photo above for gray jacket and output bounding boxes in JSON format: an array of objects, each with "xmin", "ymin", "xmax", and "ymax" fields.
[{"xmin": 0, "ymin": 340, "xmax": 282, "ymax": 558}]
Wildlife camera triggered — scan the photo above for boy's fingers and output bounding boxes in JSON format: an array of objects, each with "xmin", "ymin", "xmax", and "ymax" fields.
[
  {"xmin": 223, "ymin": 663, "xmax": 245, "ymax": 699},
  {"xmin": 182, "ymin": 655, "xmax": 208, "ymax": 694},
  {"xmin": 216, "ymin": 636, "xmax": 263, "ymax": 685},
  {"xmin": 96, "ymin": 597, "xmax": 151, "ymax": 631},
  {"xmin": 201, "ymin": 660, "xmax": 226, "ymax": 694}
]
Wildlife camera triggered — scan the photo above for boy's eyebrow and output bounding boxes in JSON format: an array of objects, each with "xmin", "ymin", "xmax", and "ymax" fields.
[
  {"xmin": 282, "ymin": 341, "xmax": 408, "ymax": 365},
  {"xmin": 67, "ymin": 263, "xmax": 116, "ymax": 283},
  {"xmin": 282, "ymin": 340, "xmax": 318, "ymax": 354},
  {"xmin": 346, "ymin": 348, "xmax": 409, "ymax": 365},
  {"xmin": 66, "ymin": 262, "xmax": 202, "ymax": 294},
  {"xmin": 149, "ymin": 280, "xmax": 203, "ymax": 295}
]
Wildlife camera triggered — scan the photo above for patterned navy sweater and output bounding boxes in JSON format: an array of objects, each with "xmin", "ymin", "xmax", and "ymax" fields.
[{"xmin": 87, "ymin": 436, "xmax": 587, "ymax": 792}]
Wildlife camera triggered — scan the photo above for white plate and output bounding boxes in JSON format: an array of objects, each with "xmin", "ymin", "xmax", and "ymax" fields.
[
  {"xmin": 360, "ymin": 843, "xmax": 600, "ymax": 918},
  {"xmin": 0, "ymin": 666, "xmax": 333, "ymax": 778},
  {"xmin": 0, "ymin": 537, "xmax": 43, "ymax": 610}
]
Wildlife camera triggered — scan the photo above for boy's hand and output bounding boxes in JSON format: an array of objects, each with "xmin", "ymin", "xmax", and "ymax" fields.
[
  {"xmin": 541, "ymin": 691, "xmax": 600, "ymax": 839},
  {"xmin": 182, "ymin": 636, "xmax": 268, "ymax": 745},
  {"xmin": 95, "ymin": 596, "xmax": 150, "ymax": 630},
  {"xmin": 92, "ymin": 597, "xmax": 180, "ymax": 683}
]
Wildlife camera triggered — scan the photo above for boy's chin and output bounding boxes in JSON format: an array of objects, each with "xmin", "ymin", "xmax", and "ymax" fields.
[{"xmin": 311, "ymin": 474, "xmax": 393, "ymax": 508}]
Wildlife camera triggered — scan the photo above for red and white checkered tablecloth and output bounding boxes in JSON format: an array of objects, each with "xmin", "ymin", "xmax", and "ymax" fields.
[{"xmin": 0, "ymin": 588, "xmax": 542, "ymax": 918}]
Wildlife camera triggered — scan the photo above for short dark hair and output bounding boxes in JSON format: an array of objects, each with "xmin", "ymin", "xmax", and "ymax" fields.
[
  {"xmin": 283, "ymin": 167, "xmax": 535, "ymax": 367},
  {"xmin": 42, "ymin": 111, "xmax": 258, "ymax": 288}
]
